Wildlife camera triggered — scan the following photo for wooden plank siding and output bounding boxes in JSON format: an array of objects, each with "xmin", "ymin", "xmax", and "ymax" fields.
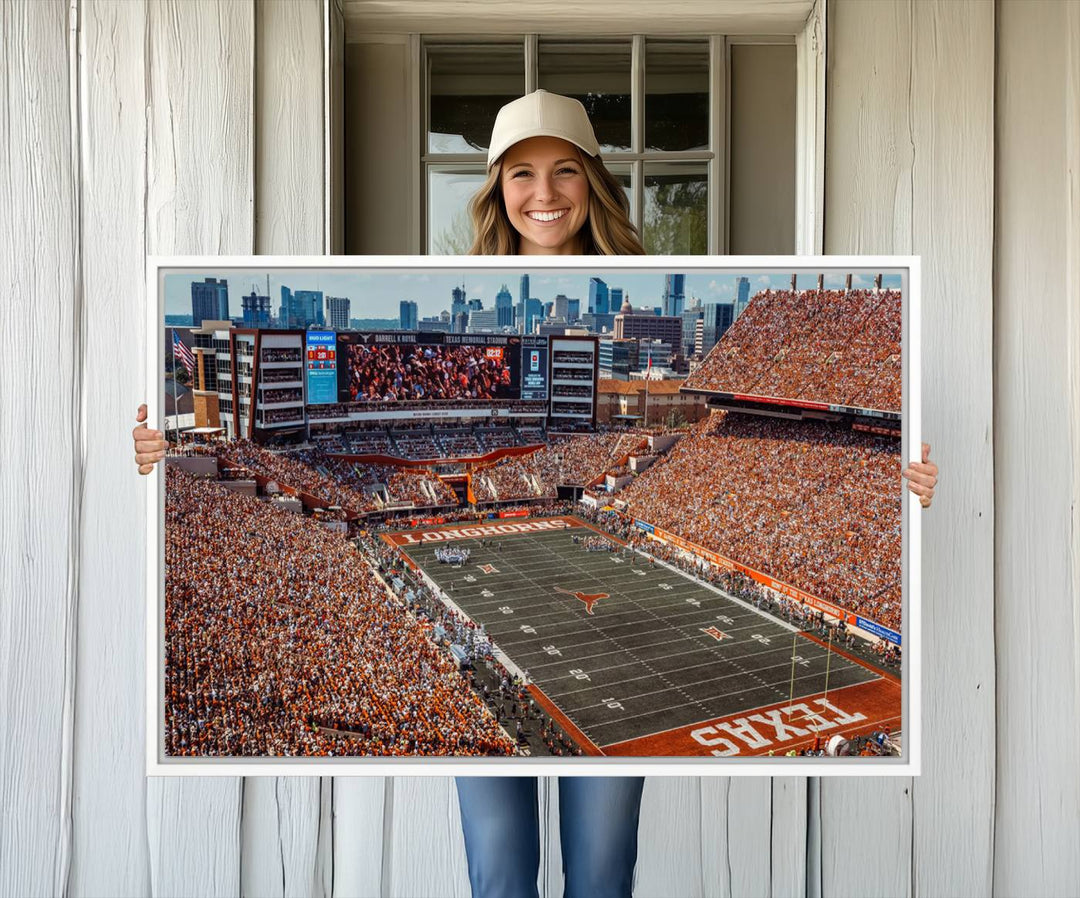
[
  {"xmin": 2, "ymin": 2, "xmax": 1077, "ymax": 897},
  {"xmin": 824, "ymin": 2, "xmax": 996, "ymax": 897}
]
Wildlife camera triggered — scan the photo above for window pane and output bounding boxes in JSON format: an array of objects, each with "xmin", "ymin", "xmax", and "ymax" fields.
[
  {"xmin": 729, "ymin": 44, "xmax": 796, "ymax": 253},
  {"xmin": 427, "ymin": 44, "xmax": 524, "ymax": 154},
  {"xmin": 645, "ymin": 40, "xmax": 709, "ymax": 152},
  {"xmin": 428, "ymin": 167, "xmax": 487, "ymax": 254},
  {"xmin": 604, "ymin": 163, "xmax": 634, "ymax": 221},
  {"xmin": 538, "ymin": 40, "xmax": 632, "ymax": 153},
  {"xmin": 643, "ymin": 163, "xmax": 707, "ymax": 254}
]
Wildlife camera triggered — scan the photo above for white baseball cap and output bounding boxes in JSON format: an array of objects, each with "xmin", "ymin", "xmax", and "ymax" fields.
[{"xmin": 486, "ymin": 90, "xmax": 601, "ymax": 169}]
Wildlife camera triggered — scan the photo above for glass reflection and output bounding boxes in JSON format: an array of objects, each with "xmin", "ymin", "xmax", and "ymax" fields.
[
  {"xmin": 428, "ymin": 44, "xmax": 525, "ymax": 154},
  {"xmin": 643, "ymin": 163, "xmax": 707, "ymax": 254},
  {"xmin": 538, "ymin": 41, "xmax": 632, "ymax": 153},
  {"xmin": 645, "ymin": 41, "xmax": 709, "ymax": 152}
]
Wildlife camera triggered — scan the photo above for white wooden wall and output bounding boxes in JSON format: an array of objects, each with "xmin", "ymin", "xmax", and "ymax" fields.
[{"xmin": 1, "ymin": 1, "xmax": 1077, "ymax": 896}]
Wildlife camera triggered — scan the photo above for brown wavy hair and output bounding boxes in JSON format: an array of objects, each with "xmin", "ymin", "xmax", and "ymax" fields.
[{"xmin": 467, "ymin": 150, "xmax": 645, "ymax": 256}]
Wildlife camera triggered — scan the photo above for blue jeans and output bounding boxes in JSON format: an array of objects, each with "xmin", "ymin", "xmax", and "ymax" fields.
[{"xmin": 455, "ymin": 776, "xmax": 646, "ymax": 898}]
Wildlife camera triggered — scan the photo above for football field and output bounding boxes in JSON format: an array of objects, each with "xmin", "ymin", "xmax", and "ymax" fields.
[{"xmin": 388, "ymin": 516, "xmax": 899, "ymax": 756}]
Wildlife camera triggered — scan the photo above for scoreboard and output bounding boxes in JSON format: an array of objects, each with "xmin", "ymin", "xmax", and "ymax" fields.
[
  {"xmin": 520, "ymin": 335, "xmax": 549, "ymax": 401},
  {"xmin": 305, "ymin": 330, "xmax": 337, "ymax": 404}
]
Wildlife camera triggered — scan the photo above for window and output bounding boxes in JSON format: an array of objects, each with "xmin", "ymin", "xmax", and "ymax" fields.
[{"xmin": 423, "ymin": 36, "xmax": 723, "ymax": 255}]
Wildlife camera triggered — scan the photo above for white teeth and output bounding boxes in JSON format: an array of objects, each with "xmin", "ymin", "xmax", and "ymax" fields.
[{"xmin": 527, "ymin": 209, "xmax": 567, "ymax": 222}]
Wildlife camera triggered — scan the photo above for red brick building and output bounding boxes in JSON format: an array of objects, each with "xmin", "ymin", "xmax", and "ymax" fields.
[{"xmin": 596, "ymin": 379, "xmax": 708, "ymax": 426}]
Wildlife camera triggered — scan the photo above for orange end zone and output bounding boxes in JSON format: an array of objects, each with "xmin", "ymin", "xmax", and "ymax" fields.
[
  {"xmin": 527, "ymin": 683, "xmax": 605, "ymax": 757},
  {"xmin": 602, "ymin": 677, "xmax": 900, "ymax": 757}
]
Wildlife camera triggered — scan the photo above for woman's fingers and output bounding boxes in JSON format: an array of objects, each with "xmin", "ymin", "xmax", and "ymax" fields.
[
  {"xmin": 133, "ymin": 402, "xmax": 166, "ymax": 472},
  {"xmin": 902, "ymin": 463, "xmax": 937, "ymax": 485},
  {"xmin": 904, "ymin": 480, "xmax": 933, "ymax": 497},
  {"xmin": 133, "ymin": 423, "xmax": 164, "ymax": 442},
  {"xmin": 902, "ymin": 469, "xmax": 936, "ymax": 489}
]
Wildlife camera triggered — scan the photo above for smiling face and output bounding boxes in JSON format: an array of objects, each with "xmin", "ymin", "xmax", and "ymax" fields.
[{"xmin": 499, "ymin": 136, "xmax": 591, "ymax": 255}]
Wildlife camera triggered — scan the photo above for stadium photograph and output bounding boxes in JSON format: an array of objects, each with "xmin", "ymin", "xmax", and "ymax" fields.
[{"xmin": 152, "ymin": 260, "xmax": 912, "ymax": 769}]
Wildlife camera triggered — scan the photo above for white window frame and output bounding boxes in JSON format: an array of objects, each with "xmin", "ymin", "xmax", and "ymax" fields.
[{"xmin": 399, "ymin": 2, "xmax": 825, "ymax": 256}]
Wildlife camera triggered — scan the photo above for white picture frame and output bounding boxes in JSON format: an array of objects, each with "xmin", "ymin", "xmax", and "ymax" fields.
[{"xmin": 146, "ymin": 254, "xmax": 920, "ymax": 777}]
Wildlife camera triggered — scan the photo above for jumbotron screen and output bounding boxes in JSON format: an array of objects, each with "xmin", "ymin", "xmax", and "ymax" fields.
[{"xmin": 337, "ymin": 332, "xmax": 523, "ymax": 403}]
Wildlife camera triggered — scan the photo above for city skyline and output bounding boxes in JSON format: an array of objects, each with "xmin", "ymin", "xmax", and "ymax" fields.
[{"xmin": 164, "ymin": 269, "xmax": 904, "ymax": 322}]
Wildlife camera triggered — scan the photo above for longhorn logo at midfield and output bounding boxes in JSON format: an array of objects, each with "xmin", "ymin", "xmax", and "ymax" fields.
[{"xmin": 554, "ymin": 586, "xmax": 609, "ymax": 616}]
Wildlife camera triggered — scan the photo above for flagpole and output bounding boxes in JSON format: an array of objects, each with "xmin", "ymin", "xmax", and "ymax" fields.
[{"xmin": 169, "ymin": 326, "xmax": 177, "ymax": 444}]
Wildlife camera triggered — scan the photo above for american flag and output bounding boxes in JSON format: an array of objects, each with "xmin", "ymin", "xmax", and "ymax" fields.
[{"xmin": 172, "ymin": 330, "xmax": 195, "ymax": 377}]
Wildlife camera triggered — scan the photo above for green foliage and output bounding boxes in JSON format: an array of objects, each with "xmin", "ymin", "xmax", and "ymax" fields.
[{"xmin": 643, "ymin": 179, "xmax": 707, "ymax": 255}]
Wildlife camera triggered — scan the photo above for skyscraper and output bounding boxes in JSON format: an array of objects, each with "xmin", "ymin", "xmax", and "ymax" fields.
[
  {"xmin": 550, "ymin": 295, "xmax": 583, "ymax": 323},
  {"xmin": 293, "ymin": 290, "xmax": 325, "ymax": 327},
  {"xmin": 610, "ymin": 287, "xmax": 624, "ymax": 313},
  {"xmin": 662, "ymin": 274, "xmax": 685, "ymax": 317},
  {"xmin": 466, "ymin": 308, "xmax": 499, "ymax": 333},
  {"xmin": 701, "ymin": 302, "xmax": 734, "ymax": 357},
  {"xmin": 451, "ymin": 285, "xmax": 468, "ymax": 326},
  {"xmin": 735, "ymin": 276, "xmax": 751, "ymax": 319},
  {"xmin": 518, "ymin": 274, "xmax": 530, "ymax": 330},
  {"xmin": 327, "ymin": 296, "xmax": 350, "ymax": 329},
  {"xmin": 279, "ymin": 286, "xmax": 290, "ymax": 326},
  {"xmin": 613, "ymin": 306, "xmax": 683, "ymax": 358},
  {"xmin": 241, "ymin": 290, "xmax": 271, "ymax": 328},
  {"xmin": 589, "ymin": 277, "xmax": 609, "ymax": 315},
  {"xmin": 495, "ymin": 284, "xmax": 514, "ymax": 327},
  {"xmin": 192, "ymin": 277, "xmax": 229, "ymax": 326},
  {"xmin": 277, "ymin": 287, "xmax": 325, "ymax": 328},
  {"xmin": 399, "ymin": 299, "xmax": 418, "ymax": 330},
  {"xmin": 524, "ymin": 298, "xmax": 543, "ymax": 334},
  {"xmin": 681, "ymin": 301, "xmax": 703, "ymax": 356}
]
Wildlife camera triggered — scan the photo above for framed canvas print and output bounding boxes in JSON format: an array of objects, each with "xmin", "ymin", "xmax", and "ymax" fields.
[{"xmin": 145, "ymin": 255, "xmax": 920, "ymax": 776}]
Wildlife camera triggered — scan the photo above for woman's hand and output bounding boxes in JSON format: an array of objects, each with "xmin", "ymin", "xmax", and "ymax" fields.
[
  {"xmin": 133, "ymin": 403, "xmax": 168, "ymax": 475},
  {"xmin": 902, "ymin": 442, "xmax": 938, "ymax": 508}
]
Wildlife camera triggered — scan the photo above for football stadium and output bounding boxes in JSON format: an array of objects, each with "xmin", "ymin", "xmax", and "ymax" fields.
[{"xmin": 163, "ymin": 276, "xmax": 903, "ymax": 760}]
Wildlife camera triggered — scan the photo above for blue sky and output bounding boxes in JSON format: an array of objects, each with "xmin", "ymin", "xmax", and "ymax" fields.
[{"xmin": 164, "ymin": 268, "xmax": 903, "ymax": 320}]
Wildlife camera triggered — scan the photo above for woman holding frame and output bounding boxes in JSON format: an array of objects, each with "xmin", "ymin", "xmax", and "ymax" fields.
[{"xmin": 132, "ymin": 90, "xmax": 938, "ymax": 898}]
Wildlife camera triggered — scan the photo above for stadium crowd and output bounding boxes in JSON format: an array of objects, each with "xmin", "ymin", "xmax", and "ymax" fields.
[
  {"xmin": 346, "ymin": 343, "xmax": 513, "ymax": 402},
  {"xmin": 206, "ymin": 440, "xmax": 456, "ymax": 513},
  {"xmin": 684, "ymin": 288, "xmax": 901, "ymax": 412},
  {"xmin": 473, "ymin": 431, "xmax": 651, "ymax": 503},
  {"xmin": 613, "ymin": 411, "xmax": 902, "ymax": 630},
  {"xmin": 164, "ymin": 467, "xmax": 513, "ymax": 756},
  {"xmin": 261, "ymin": 348, "xmax": 301, "ymax": 362}
]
